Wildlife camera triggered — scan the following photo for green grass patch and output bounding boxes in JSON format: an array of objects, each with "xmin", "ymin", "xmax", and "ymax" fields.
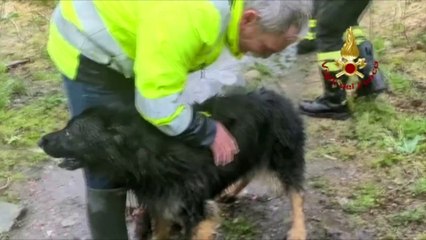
[
  {"xmin": 399, "ymin": 116, "xmax": 426, "ymax": 139},
  {"xmin": 343, "ymin": 183, "xmax": 383, "ymax": 213},
  {"xmin": 372, "ymin": 37, "xmax": 387, "ymax": 57},
  {"xmin": 0, "ymin": 148, "xmax": 47, "ymax": 179},
  {"xmin": 411, "ymin": 178, "xmax": 426, "ymax": 196},
  {"xmin": 0, "ymin": 93, "xmax": 68, "ymax": 146},
  {"xmin": 0, "ymin": 64, "xmax": 28, "ymax": 110},
  {"xmin": 388, "ymin": 71, "xmax": 413, "ymax": 94},
  {"xmin": 351, "ymin": 97, "xmax": 396, "ymax": 148},
  {"xmin": 308, "ymin": 176, "xmax": 336, "ymax": 196},
  {"xmin": 372, "ymin": 152, "xmax": 405, "ymax": 168},
  {"xmin": 0, "ymin": 64, "xmax": 67, "ymax": 184},
  {"xmin": 390, "ymin": 205, "xmax": 426, "ymax": 226},
  {"xmin": 32, "ymin": 70, "xmax": 61, "ymax": 82},
  {"xmin": 221, "ymin": 217, "xmax": 258, "ymax": 240},
  {"xmin": 251, "ymin": 62, "xmax": 273, "ymax": 77},
  {"xmin": 351, "ymin": 95, "xmax": 426, "ymax": 154}
]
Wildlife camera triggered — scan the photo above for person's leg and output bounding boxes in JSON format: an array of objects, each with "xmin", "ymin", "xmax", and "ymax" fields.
[
  {"xmin": 63, "ymin": 76, "xmax": 134, "ymax": 240},
  {"xmin": 296, "ymin": 0, "xmax": 319, "ymax": 55},
  {"xmin": 299, "ymin": 0, "xmax": 377, "ymax": 120}
]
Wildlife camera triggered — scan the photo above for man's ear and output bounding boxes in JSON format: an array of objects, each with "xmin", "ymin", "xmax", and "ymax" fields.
[{"xmin": 240, "ymin": 9, "xmax": 259, "ymax": 26}]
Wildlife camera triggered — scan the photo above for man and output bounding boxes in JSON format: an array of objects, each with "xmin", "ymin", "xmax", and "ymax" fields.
[
  {"xmin": 298, "ymin": 0, "xmax": 388, "ymax": 120},
  {"xmin": 46, "ymin": 0, "xmax": 311, "ymax": 239}
]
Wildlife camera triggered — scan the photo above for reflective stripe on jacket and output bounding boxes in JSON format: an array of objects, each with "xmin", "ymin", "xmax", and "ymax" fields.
[{"xmin": 47, "ymin": 0, "xmax": 244, "ymax": 137}]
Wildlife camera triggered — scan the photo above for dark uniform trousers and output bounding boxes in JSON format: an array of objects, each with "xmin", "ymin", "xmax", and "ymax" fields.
[{"xmin": 314, "ymin": 0, "xmax": 386, "ymax": 104}]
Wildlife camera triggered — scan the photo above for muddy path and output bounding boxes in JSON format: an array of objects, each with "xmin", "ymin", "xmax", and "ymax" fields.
[{"xmin": 7, "ymin": 48, "xmax": 371, "ymax": 240}]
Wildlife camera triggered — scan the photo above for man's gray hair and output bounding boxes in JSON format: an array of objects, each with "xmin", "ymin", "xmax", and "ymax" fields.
[{"xmin": 244, "ymin": 0, "xmax": 313, "ymax": 35}]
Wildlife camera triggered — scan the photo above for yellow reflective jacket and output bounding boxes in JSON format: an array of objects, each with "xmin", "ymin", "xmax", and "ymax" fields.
[{"xmin": 47, "ymin": 0, "xmax": 244, "ymax": 145}]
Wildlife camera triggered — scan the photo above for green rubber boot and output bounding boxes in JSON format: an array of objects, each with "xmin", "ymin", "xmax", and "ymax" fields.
[{"xmin": 86, "ymin": 187, "xmax": 129, "ymax": 240}]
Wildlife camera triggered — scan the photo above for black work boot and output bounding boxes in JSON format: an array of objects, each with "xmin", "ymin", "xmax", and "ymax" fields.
[
  {"xmin": 299, "ymin": 70, "xmax": 351, "ymax": 120},
  {"xmin": 356, "ymin": 40, "xmax": 388, "ymax": 97},
  {"xmin": 297, "ymin": 19, "xmax": 317, "ymax": 55},
  {"xmin": 87, "ymin": 187, "xmax": 129, "ymax": 240}
]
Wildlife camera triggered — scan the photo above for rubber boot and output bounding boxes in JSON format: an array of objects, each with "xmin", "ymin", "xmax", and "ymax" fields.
[
  {"xmin": 299, "ymin": 69, "xmax": 351, "ymax": 120},
  {"xmin": 356, "ymin": 40, "xmax": 388, "ymax": 97},
  {"xmin": 87, "ymin": 187, "xmax": 129, "ymax": 240},
  {"xmin": 297, "ymin": 19, "xmax": 317, "ymax": 55}
]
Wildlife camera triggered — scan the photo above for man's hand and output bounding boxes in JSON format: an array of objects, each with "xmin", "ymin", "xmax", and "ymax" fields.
[{"xmin": 210, "ymin": 121, "xmax": 239, "ymax": 166}]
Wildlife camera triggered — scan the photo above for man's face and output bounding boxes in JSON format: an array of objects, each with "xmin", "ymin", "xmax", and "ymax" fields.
[{"xmin": 238, "ymin": 10, "xmax": 300, "ymax": 58}]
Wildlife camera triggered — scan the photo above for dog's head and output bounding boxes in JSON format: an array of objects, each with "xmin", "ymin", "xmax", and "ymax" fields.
[{"xmin": 38, "ymin": 108, "xmax": 122, "ymax": 171}]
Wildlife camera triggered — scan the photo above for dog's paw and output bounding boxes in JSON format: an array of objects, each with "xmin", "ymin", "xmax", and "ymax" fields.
[{"xmin": 286, "ymin": 227, "xmax": 307, "ymax": 240}]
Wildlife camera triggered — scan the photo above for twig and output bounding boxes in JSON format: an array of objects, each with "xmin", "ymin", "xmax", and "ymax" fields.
[
  {"xmin": 0, "ymin": 177, "xmax": 11, "ymax": 193},
  {"xmin": 305, "ymin": 80, "xmax": 322, "ymax": 84},
  {"xmin": 0, "ymin": 0, "xmax": 6, "ymax": 19},
  {"xmin": 35, "ymin": 11, "xmax": 49, "ymax": 21},
  {"xmin": 401, "ymin": 1, "xmax": 416, "ymax": 51},
  {"xmin": 10, "ymin": 18, "xmax": 23, "ymax": 41},
  {"xmin": 323, "ymin": 154, "xmax": 338, "ymax": 161},
  {"xmin": 6, "ymin": 58, "xmax": 31, "ymax": 71}
]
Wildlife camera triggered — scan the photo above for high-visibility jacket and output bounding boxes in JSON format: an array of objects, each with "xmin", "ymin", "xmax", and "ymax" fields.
[{"xmin": 47, "ymin": 0, "xmax": 244, "ymax": 146}]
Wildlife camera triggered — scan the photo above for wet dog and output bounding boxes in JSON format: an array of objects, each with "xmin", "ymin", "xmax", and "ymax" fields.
[{"xmin": 38, "ymin": 88, "xmax": 307, "ymax": 240}]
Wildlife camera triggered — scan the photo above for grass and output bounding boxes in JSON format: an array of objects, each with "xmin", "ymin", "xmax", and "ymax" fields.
[
  {"xmin": 411, "ymin": 177, "xmax": 426, "ymax": 196},
  {"xmin": 342, "ymin": 182, "xmax": 383, "ymax": 214},
  {"xmin": 390, "ymin": 205, "xmax": 426, "ymax": 226},
  {"xmin": 0, "ymin": 149, "xmax": 47, "ymax": 179},
  {"xmin": 416, "ymin": 233, "xmax": 426, "ymax": 240},
  {"xmin": 250, "ymin": 62, "xmax": 273, "ymax": 77},
  {"xmin": 351, "ymin": 95, "xmax": 426, "ymax": 154},
  {"xmin": 308, "ymin": 176, "xmax": 336, "ymax": 197},
  {"xmin": 0, "ymin": 1, "xmax": 68, "ymax": 187},
  {"xmin": 220, "ymin": 216, "xmax": 259, "ymax": 240},
  {"xmin": 32, "ymin": 70, "xmax": 60, "ymax": 82},
  {"xmin": 388, "ymin": 71, "xmax": 413, "ymax": 94},
  {"xmin": 372, "ymin": 152, "xmax": 406, "ymax": 168},
  {"xmin": 0, "ymin": 64, "xmax": 27, "ymax": 109},
  {"xmin": 307, "ymin": 17, "xmax": 426, "ymax": 235},
  {"xmin": 0, "ymin": 93, "xmax": 68, "ymax": 146},
  {"xmin": 0, "ymin": 63, "xmax": 68, "ymax": 181}
]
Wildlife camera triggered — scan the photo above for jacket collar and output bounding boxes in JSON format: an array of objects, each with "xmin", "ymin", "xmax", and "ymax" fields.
[{"xmin": 226, "ymin": 0, "xmax": 244, "ymax": 59}]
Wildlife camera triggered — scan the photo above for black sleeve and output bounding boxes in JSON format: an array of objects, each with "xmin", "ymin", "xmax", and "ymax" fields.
[{"xmin": 175, "ymin": 111, "xmax": 217, "ymax": 148}]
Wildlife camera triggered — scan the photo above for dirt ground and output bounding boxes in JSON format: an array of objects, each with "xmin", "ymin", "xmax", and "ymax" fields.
[{"xmin": 1, "ymin": 1, "xmax": 425, "ymax": 240}]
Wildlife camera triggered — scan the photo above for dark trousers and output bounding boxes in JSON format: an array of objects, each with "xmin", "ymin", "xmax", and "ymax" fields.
[
  {"xmin": 62, "ymin": 56, "xmax": 134, "ymax": 189},
  {"xmin": 316, "ymin": 0, "xmax": 371, "ymax": 52}
]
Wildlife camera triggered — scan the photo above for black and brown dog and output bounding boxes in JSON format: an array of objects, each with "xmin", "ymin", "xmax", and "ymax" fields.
[{"xmin": 38, "ymin": 88, "xmax": 307, "ymax": 240}]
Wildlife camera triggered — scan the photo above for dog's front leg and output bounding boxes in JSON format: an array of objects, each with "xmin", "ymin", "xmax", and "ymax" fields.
[
  {"xmin": 152, "ymin": 217, "xmax": 172, "ymax": 240},
  {"xmin": 191, "ymin": 219, "xmax": 219, "ymax": 240},
  {"xmin": 286, "ymin": 187, "xmax": 306, "ymax": 240},
  {"xmin": 191, "ymin": 201, "xmax": 221, "ymax": 240}
]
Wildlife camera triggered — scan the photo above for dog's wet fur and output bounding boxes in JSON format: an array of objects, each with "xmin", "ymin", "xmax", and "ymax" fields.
[{"xmin": 39, "ymin": 88, "xmax": 307, "ymax": 240}]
